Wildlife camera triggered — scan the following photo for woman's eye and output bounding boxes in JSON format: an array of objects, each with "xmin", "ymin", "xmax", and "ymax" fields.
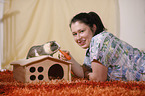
[
  {"xmin": 80, "ymin": 30, "xmax": 84, "ymax": 32},
  {"xmin": 72, "ymin": 33, "xmax": 77, "ymax": 36},
  {"xmin": 79, "ymin": 30, "xmax": 84, "ymax": 33}
]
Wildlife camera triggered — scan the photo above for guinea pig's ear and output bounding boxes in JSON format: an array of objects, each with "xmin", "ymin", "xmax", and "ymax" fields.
[
  {"xmin": 52, "ymin": 41, "xmax": 56, "ymax": 43},
  {"xmin": 49, "ymin": 41, "xmax": 56, "ymax": 44},
  {"xmin": 46, "ymin": 41, "xmax": 51, "ymax": 44}
]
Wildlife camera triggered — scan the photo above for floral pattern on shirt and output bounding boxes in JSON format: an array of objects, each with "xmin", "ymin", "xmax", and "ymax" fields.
[{"xmin": 84, "ymin": 31, "xmax": 145, "ymax": 81}]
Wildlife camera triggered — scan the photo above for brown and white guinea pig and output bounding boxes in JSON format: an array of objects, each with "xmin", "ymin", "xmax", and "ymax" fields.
[{"xmin": 26, "ymin": 41, "xmax": 60, "ymax": 59}]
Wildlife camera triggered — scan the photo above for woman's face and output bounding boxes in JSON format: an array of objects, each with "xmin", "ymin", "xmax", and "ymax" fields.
[{"xmin": 71, "ymin": 21, "xmax": 95, "ymax": 49}]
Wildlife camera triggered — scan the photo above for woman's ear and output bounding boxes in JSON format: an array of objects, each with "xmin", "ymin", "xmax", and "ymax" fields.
[{"xmin": 92, "ymin": 24, "xmax": 97, "ymax": 34}]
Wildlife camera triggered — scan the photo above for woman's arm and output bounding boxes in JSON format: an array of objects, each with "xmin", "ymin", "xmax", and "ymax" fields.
[
  {"xmin": 58, "ymin": 51, "xmax": 84, "ymax": 78},
  {"xmin": 89, "ymin": 60, "xmax": 108, "ymax": 82},
  {"xmin": 69, "ymin": 56, "xmax": 84, "ymax": 78}
]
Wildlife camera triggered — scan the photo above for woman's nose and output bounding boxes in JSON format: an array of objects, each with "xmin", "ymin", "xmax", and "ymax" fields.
[{"xmin": 76, "ymin": 34, "xmax": 81, "ymax": 39}]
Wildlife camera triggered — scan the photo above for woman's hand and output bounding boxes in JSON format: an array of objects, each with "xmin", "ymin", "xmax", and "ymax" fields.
[
  {"xmin": 58, "ymin": 50, "xmax": 84, "ymax": 78},
  {"xmin": 58, "ymin": 50, "xmax": 70, "ymax": 61},
  {"xmin": 88, "ymin": 72, "xmax": 98, "ymax": 80},
  {"xmin": 88, "ymin": 60, "xmax": 108, "ymax": 82}
]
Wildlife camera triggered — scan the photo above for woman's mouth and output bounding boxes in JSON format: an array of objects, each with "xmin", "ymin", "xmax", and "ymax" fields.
[{"xmin": 78, "ymin": 40, "xmax": 86, "ymax": 46}]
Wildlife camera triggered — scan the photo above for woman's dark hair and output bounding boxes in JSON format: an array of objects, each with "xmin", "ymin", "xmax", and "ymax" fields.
[{"xmin": 69, "ymin": 12, "xmax": 106, "ymax": 36}]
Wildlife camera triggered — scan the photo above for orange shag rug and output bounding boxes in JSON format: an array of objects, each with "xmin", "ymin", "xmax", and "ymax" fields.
[{"xmin": 0, "ymin": 70, "xmax": 145, "ymax": 96}]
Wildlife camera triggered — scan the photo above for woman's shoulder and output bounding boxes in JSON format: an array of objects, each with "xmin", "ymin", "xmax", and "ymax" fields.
[
  {"xmin": 92, "ymin": 31, "xmax": 113, "ymax": 41},
  {"xmin": 93, "ymin": 31, "xmax": 113, "ymax": 37}
]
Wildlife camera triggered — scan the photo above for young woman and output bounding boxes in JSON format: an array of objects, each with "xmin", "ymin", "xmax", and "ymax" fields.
[{"xmin": 59, "ymin": 12, "xmax": 145, "ymax": 81}]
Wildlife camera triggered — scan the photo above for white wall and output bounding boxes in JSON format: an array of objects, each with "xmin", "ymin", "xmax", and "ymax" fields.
[{"xmin": 119, "ymin": 0, "xmax": 145, "ymax": 50}]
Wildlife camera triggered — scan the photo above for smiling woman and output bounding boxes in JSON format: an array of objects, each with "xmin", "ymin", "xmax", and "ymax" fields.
[
  {"xmin": 71, "ymin": 22, "xmax": 95, "ymax": 49},
  {"xmin": 70, "ymin": 12, "xmax": 106, "ymax": 49},
  {"xmin": 59, "ymin": 12, "xmax": 145, "ymax": 82}
]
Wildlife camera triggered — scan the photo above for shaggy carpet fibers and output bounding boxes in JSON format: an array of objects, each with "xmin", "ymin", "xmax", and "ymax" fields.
[{"xmin": 0, "ymin": 70, "xmax": 145, "ymax": 96}]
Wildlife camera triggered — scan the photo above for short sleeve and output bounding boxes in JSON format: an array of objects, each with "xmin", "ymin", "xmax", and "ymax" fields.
[
  {"xmin": 84, "ymin": 32, "xmax": 110, "ymax": 67},
  {"xmin": 89, "ymin": 32, "xmax": 110, "ymax": 67},
  {"xmin": 89, "ymin": 37, "xmax": 101, "ymax": 62}
]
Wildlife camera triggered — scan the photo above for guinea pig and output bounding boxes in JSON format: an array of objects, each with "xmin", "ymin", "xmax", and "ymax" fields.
[{"xmin": 26, "ymin": 41, "xmax": 60, "ymax": 59}]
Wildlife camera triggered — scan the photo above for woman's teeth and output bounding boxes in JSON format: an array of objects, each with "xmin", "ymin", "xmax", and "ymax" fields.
[{"xmin": 78, "ymin": 40, "xmax": 85, "ymax": 46}]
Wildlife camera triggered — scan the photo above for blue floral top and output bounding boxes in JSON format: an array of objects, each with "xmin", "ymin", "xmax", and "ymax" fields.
[{"xmin": 84, "ymin": 31, "xmax": 145, "ymax": 81}]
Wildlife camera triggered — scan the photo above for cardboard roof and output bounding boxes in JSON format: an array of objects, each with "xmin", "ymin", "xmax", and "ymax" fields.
[{"xmin": 10, "ymin": 55, "xmax": 72, "ymax": 67}]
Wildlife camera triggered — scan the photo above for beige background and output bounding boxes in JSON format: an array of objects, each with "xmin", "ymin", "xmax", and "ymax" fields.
[{"xmin": 2, "ymin": 0, "xmax": 119, "ymax": 70}]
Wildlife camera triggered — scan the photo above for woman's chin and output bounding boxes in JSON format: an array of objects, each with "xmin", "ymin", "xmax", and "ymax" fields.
[{"xmin": 80, "ymin": 45, "xmax": 88, "ymax": 49}]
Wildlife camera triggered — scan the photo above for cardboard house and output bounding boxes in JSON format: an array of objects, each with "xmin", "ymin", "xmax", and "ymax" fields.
[{"xmin": 10, "ymin": 55, "xmax": 71, "ymax": 83}]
